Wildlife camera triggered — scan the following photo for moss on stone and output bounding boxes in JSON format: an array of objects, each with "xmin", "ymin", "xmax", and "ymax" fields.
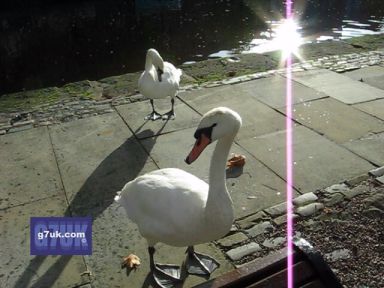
[
  {"xmin": 345, "ymin": 34, "xmax": 384, "ymax": 50},
  {"xmin": 0, "ymin": 87, "xmax": 62, "ymax": 112}
]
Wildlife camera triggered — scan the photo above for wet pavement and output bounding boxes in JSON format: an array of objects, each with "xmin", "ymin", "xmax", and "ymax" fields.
[{"xmin": 1, "ymin": 57, "xmax": 384, "ymax": 287}]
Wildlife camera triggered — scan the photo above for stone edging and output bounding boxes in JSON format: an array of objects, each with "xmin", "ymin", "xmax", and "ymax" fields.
[
  {"xmin": 1, "ymin": 49, "xmax": 384, "ymax": 136},
  {"xmin": 214, "ymin": 166, "xmax": 384, "ymax": 267}
]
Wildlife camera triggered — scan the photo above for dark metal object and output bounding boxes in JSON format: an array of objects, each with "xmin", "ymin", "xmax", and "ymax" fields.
[{"xmin": 194, "ymin": 238, "xmax": 343, "ymax": 288}]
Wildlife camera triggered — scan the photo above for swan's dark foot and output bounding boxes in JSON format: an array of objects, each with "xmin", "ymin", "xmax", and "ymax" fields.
[
  {"xmin": 145, "ymin": 110, "xmax": 162, "ymax": 121},
  {"xmin": 148, "ymin": 246, "xmax": 183, "ymax": 288},
  {"xmin": 152, "ymin": 263, "xmax": 182, "ymax": 288},
  {"xmin": 162, "ymin": 110, "xmax": 176, "ymax": 120},
  {"xmin": 145, "ymin": 99, "xmax": 162, "ymax": 121},
  {"xmin": 162, "ymin": 98, "xmax": 176, "ymax": 120},
  {"xmin": 185, "ymin": 246, "xmax": 219, "ymax": 276}
]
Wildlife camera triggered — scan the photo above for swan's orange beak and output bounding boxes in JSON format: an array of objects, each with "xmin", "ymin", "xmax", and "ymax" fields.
[{"xmin": 185, "ymin": 134, "xmax": 211, "ymax": 164}]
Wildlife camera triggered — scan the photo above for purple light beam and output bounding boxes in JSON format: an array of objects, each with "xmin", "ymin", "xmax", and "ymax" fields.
[{"xmin": 285, "ymin": 1, "xmax": 294, "ymax": 288}]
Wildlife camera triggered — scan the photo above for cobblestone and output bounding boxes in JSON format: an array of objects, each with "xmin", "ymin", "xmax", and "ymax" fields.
[
  {"xmin": 323, "ymin": 193, "xmax": 345, "ymax": 206},
  {"xmin": 342, "ymin": 185, "xmax": 369, "ymax": 199},
  {"xmin": 217, "ymin": 232, "xmax": 248, "ymax": 248},
  {"xmin": 376, "ymin": 175, "xmax": 384, "ymax": 184},
  {"xmin": 364, "ymin": 192, "xmax": 384, "ymax": 210},
  {"xmin": 325, "ymin": 183, "xmax": 350, "ymax": 194},
  {"xmin": 295, "ymin": 202, "xmax": 324, "ymax": 217},
  {"xmin": 369, "ymin": 166, "xmax": 384, "ymax": 177},
  {"xmin": 245, "ymin": 221, "xmax": 274, "ymax": 237},
  {"xmin": 264, "ymin": 202, "xmax": 286, "ymax": 217},
  {"xmin": 236, "ymin": 211, "xmax": 268, "ymax": 229},
  {"xmin": 345, "ymin": 173, "xmax": 370, "ymax": 186},
  {"xmin": 226, "ymin": 242, "xmax": 262, "ymax": 261},
  {"xmin": 272, "ymin": 213, "xmax": 299, "ymax": 226},
  {"xmin": 218, "ymin": 175, "xmax": 383, "ymax": 271},
  {"xmin": 292, "ymin": 192, "xmax": 318, "ymax": 207},
  {"xmin": 262, "ymin": 237, "xmax": 285, "ymax": 249}
]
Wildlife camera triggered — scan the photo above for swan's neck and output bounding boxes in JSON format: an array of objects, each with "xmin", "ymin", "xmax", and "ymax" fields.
[
  {"xmin": 145, "ymin": 53, "xmax": 163, "ymax": 72},
  {"xmin": 145, "ymin": 54, "xmax": 154, "ymax": 71},
  {"xmin": 205, "ymin": 133, "xmax": 236, "ymax": 224}
]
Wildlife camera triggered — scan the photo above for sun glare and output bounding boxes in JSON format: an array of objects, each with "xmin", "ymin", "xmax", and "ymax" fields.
[
  {"xmin": 243, "ymin": 17, "xmax": 303, "ymax": 64},
  {"xmin": 274, "ymin": 18, "xmax": 303, "ymax": 60}
]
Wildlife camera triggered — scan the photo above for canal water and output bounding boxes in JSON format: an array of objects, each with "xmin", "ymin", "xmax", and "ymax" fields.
[{"xmin": 0, "ymin": 0, "xmax": 383, "ymax": 94}]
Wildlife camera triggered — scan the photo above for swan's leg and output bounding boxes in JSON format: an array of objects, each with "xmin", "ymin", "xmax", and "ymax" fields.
[
  {"xmin": 148, "ymin": 246, "xmax": 183, "ymax": 288},
  {"xmin": 162, "ymin": 98, "xmax": 176, "ymax": 120},
  {"xmin": 145, "ymin": 99, "xmax": 162, "ymax": 121},
  {"xmin": 185, "ymin": 246, "xmax": 220, "ymax": 276}
]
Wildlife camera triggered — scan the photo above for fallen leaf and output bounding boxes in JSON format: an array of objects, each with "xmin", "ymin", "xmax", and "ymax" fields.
[
  {"xmin": 121, "ymin": 254, "xmax": 141, "ymax": 270},
  {"xmin": 227, "ymin": 154, "xmax": 246, "ymax": 168}
]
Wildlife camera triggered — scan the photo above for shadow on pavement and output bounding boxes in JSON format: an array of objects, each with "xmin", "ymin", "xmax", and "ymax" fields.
[{"xmin": 14, "ymin": 124, "xmax": 163, "ymax": 288}]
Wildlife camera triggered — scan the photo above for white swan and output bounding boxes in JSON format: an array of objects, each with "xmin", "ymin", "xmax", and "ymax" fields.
[
  {"xmin": 115, "ymin": 107, "xmax": 242, "ymax": 286},
  {"xmin": 138, "ymin": 48, "xmax": 182, "ymax": 121}
]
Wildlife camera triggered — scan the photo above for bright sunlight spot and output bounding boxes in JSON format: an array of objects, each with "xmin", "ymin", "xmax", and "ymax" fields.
[
  {"xmin": 243, "ymin": 18, "xmax": 303, "ymax": 63},
  {"xmin": 274, "ymin": 18, "xmax": 303, "ymax": 60}
]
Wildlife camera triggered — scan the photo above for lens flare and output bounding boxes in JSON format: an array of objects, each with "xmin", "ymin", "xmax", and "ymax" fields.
[
  {"xmin": 243, "ymin": 17, "xmax": 303, "ymax": 65},
  {"xmin": 274, "ymin": 18, "xmax": 303, "ymax": 60}
]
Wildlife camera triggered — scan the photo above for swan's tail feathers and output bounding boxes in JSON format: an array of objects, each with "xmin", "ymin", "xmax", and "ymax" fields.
[{"xmin": 177, "ymin": 68, "xmax": 183, "ymax": 78}]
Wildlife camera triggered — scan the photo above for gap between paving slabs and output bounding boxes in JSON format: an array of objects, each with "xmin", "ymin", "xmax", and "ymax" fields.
[{"xmin": 213, "ymin": 166, "xmax": 384, "ymax": 270}]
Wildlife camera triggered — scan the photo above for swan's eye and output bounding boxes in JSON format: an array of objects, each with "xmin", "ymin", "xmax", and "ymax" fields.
[{"xmin": 194, "ymin": 123, "xmax": 217, "ymax": 140}]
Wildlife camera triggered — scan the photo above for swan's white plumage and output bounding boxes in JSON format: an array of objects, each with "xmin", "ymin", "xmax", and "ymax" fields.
[
  {"xmin": 116, "ymin": 168, "xmax": 209, "ymax": 246},
  {"xmin": 138, "ymin": 48, "xmax": 182, "ymax": 100},
  {"xmin": 115, "ymin": 107, "xmax": 242, "ymax": 250}
]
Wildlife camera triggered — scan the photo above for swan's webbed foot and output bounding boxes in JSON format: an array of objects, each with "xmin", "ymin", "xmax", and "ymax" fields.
[
  {"xmin": 185, "ymin": 246, "xmax": 220, "ymax": 276},
  {"xmin": 152, "ymin": 263, "xmax": 183, "ymax": 288},
  {"xmin": 148, "ymin": 246, "xmax": 183, "ymax": 288},
  {"xmin": 162, "ymin": 110, "xmax": 175, "ymax": 120},
  {"xmin": 162, "ymin": 98, "xmax": 176, "ymax": 120},
  {"xmin": 145, "ymin": 99, "xmax": 162, "ymax": 121},
  {"xmin": 145, "ymin": 110, "xmax": 162, "ymax": 121}
]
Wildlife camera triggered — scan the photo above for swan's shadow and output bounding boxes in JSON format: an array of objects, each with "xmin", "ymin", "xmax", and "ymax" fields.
[{"xmin": 14, "ymin": 125, "xmax": 160, "ymax": 288}]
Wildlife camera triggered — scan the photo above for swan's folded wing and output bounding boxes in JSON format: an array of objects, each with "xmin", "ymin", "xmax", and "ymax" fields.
[{"xmin": 117, "ymin": 168, "xmax": 209, "ymax": 243}]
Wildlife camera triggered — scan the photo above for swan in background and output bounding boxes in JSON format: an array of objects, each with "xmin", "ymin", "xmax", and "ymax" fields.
[
  {"xmin": 138, "ymin": 48, "xmax": 182, "ymax": 121},
  {"xmin": 115, "ymin": 107, "xmax": 242, "ymax": 287}
]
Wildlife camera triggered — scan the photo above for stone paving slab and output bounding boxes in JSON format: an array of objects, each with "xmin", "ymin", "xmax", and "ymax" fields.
[
  {"xmin": 0, "ymin": 126, "xmax": 63, "ymax": 209},
  {"xmin": 2, "ymin": 64, "xmax": 384, "ymax": 288},
  {"xmin": 115, "ymin": 98, "xmax": 201, "ymax": 139},
  {"xmin": 343, "ymin": 132, "xmax": 384, "ymax": 167},
  {"xmin": 280, "ymin": 97, "xmax": 384, "ymax": 144},
  {"xmin": 234, "ymin": 74, "xmax": 328, "ymax": 108},
  {"xmin": 291, "ymin": 69, "xmax": 384, "ymax": 104},
  {"xmin": 87, "ymin": 202, "xmax": 233, "ymax": 288},
  {"xmin": 238, "ymin": 125, "xmax": 374, "ymax": 193},
  {"xmin": 140, "ymin": 127, "xmax": 290, "ymax": 218},
  {"xmin": 48, "ymin": 112, "xmax": 158, "ymax": 217},
  {"xmin": 353, "ymin": 98, "xmax": 384, "ymax": 121},
  {"xmin": 0, "ymin": 196, "xmax": 88, "ymax": 288},
  {"xmin": 179, "ymin": 85, "xmax": 287, "ymax": 141},
  {"xmin": 344, "ymin": 65, "xmax": 384, "ymax": 90}
]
